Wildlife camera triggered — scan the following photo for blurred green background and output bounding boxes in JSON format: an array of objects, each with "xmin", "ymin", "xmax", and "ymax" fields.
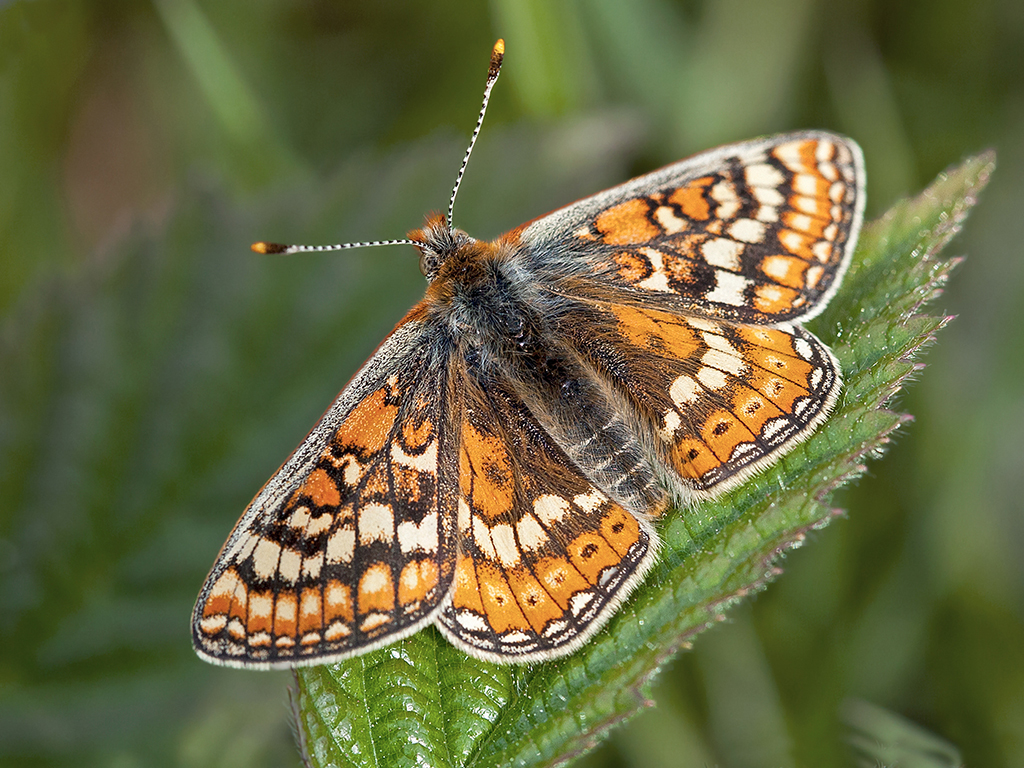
[{"xmin": 1, "ymin": 0, "xmax": 1022, "ymax": 766}]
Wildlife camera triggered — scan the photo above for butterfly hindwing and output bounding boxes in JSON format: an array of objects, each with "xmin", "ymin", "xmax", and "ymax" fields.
[
  {"xmin": 192, "ymin": 317, "xmax": 459, "ymax": 668},
  {"xmin": 520, "ymin": 132, "xmax": 864, "ymax": 324},
  {"xmin": 436, "ymin": 365, "xmax": 657, "ymax": 663},
  {"xmin": 560, "ymin": 300, "xmax": 841, "ymax": 496}
]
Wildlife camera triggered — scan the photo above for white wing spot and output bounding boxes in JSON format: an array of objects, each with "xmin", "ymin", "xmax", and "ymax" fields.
[
  {"xmin": 787, "ymin": 213, "xmax": 813, "ymax": 233},
  {"xmin": 397, "ymin": 510, "xmax": 439, "ymax": 554},
  {"xmin": 326, "ymin": 527, "xmax": 355, "ymax": 564},
  {"xmin": 302, "ymin": 551, "xmax": 324, "ymax": 580},
  {"xmin": 473, "ymin": 515, "xmax": 497, "ymax": 559},
  {"xmin": 534, "ymin": 494, "xmax": 570, "ymax": 524},
  {"xmin": 669, "ymin": 374, "xmax": 700, "ymax": 406},
  {"xmin": 654, "ymin": 205, "xmax": 688, "ymax": 234},
  {"xmin": 701, "ymin": 237, "xmax": 744, "ymax": 270},
  {"xmin": 659, "ymin": 408, "xmax": 681, "ymax": 441},
  {"xmin": 711, "ymin": 180, "xmax": 740, "ymax": 219},
  {"xmin": 775, "ymin": 141, "xmax": 808, "ymax": 170},
  {"xmin": 636, "ymin": 248, "xmax": 672, "ymax": 292},
  {"xmin": 573, "ymin": 490, "xmax": 608, "ymax": 513},
  {"xmin": 456, "ymin": 610, "xmax": 489, "ymax": 631},
  {"xmin": 705, "ymin": 270, "xmax": 752, "ymax": 307},
  {"xmin": 278, "ymin": 547, "xmax": 302, "ymax": 584},
  {"xmin": 697, "ymin": 366, "xmax": 728, "ymax": 390},
  {"xmin": 745, "ymin": 162, "xmax": 785, "ymax": 188},
  {"xmin": 489, "ymin": 524, "xmax": 520, "ymax": 573},
  {"xmin": 390, "ymin": 439, "xmax": 438, "ymax": 472},
  {"xmin": 794, "ymin": 174, "xmax": 821, "ymax": 196},
  {"xmin": 252, "ymin": 538, "xmax": 282, "ymax": 580},
  {"xmin": 358, "ymin": 503, "xmax": 394, "ymax": 545},
  {"xmin": 728, "ymin": 218, "xmax": 767, "ymax": 244},
  {"xmin": 702, "ymin": 348, "xmax": 747, "ymax": 377},
  {"xmin": 249, "ymin": 593, "xmax": 273, "ymax": 621},
  {"xmin": 516, "ymin": 513, "xmax": 549, "ymax": 551},
  {"xmin": 570, "ymin": 591, "xmax": 595, "ymax": 616}
]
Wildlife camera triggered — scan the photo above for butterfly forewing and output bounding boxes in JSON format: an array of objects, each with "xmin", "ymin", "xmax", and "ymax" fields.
[
  {"xmin": 193, "ymin": 318, "xmax": 459, "ymax": 668},
  {"xmin": 521, "ymin": 132, "xmax": 864, "ymax": 324}
]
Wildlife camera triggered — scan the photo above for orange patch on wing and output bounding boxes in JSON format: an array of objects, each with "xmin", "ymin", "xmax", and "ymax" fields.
[
  {"xmin": 299, "ymin": 587, "xmax": 323, "ymax": 634},
  {"xmin": 759, "ymin": 254, "xmax": 809, "ymax": 289},
  {"xmin": 671, "ymin": 438, "xmax": 722, "ymax": 481},
  {"xmin": 246, "ymin": 591, "xmax": 274, "ymax": 635},
  {"xmin": 668, "ymin": 177, "xmax": 714, "ymax": 220},
  {"xmin": 778, "ymin": 228, "xmax": 817, "ymax": 260},
  {"xmin": 401, "ymin": 412, "xmax": 435, "ymax": 450},
  {"xmin": 361, "ymin": 464, "xmax": 391, "ymax": 498},
  {"xmin": 748, "ymin": 370, "xmax": 810, "ymax": 412},
  {"xmin": 202, "ymin": 568, "xmax": 243, "ymax": 618},
  {"xmin": 297, "ymin": 468, "xmax": 341, "ymax": 508},
  {"xmin": 533, "ymin": 556, "xmax": 591, "ymax": 610},
  {"xmin": 731, "ymin": 388, "xmax": 784, "ymax": 434},
  {"xmin": 451, "ymin": 552, "xmax": 486, "ymax": 614},
  {"xmin": 595, "ymin": 198, "xmax": 659, "ymax": 244},
  {"xmin": 324, "ymin": 580, "xmax": 354, "ymax": 624},
  {"xmin": 599, "ymin": 506, "xmax": 642, "ymax": 556},
  {"xmin": 653, "ymin": 316, "xmax": 702, "ymax": 358},
  {"xmin": 612, "ymin": 304, "xmax": 661, "ymax": 348},
  {"xmin": 476, "ymin": 561, "xmax": 531, "ymax": 634},
  {"xmin": 567, "ymin": 532, "xmax": 622, "ymax": 583},
  {"xmin": 460, "ymin": 423, "xmax": 515, "ymax": 519},
  {"xmin": 273, "ymin": 593, "xmax": 298, "ymax": 639},
  {"xmin": 752, "ymin": 283, "xmax": 801, "ymax": 315},
  {"xmin": 333, "ymin": 386, "xmax": 400, "ymax": 454},
  {"xmin": 506, "ymin": 567, "xmax": 564, "ymax": 633},
  {"xmin": 398, "ymin": 558, "xmax": 440, "ymax": 606},
  {"xmin": 746, "ymin": 343, "xmax": 814, "ymax": 385},
  {"xmin": 613, "ymin": 305, "xmax": 700, "ymax": 358},
  {"xmin": 614, "ymin": 250, "xmax": 650, "ymax": 282},
  {"xmin": 701, "ymin": 409, "xmax": 758, "ymax": 461},
  {"xmin": 357, "ymin": 562, "xmax": 395, "ymax": 614},
  {"xmin": 782, "ymin": 210, "xmax": 828, "ymax": 238}
]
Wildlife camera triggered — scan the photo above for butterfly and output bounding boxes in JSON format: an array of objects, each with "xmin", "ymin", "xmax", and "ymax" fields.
[{"xmin": 192, "ymin": 39, "xmax": 865, "ymax": 668}]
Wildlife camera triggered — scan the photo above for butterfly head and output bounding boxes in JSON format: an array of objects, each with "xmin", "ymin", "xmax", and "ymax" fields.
[{"xmin": 409, "ymin": 213, "xmax": 475, "ymax": 281}]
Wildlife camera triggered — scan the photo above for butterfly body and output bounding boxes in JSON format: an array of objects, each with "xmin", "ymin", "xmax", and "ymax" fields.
[{"xmin": 194, "ymin": 120, "xmax": 864, "ymax": 667}]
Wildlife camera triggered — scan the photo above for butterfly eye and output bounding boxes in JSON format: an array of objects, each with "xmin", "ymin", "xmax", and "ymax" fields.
[{"xmin": 418, "ymin": 249, "xmax": 434, "ymax": 278}]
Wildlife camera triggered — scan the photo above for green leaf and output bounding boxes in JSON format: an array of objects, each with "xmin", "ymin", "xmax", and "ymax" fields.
[{"xmin": 293, "ymin": 152, "xmax": 996, "ymax": 768}]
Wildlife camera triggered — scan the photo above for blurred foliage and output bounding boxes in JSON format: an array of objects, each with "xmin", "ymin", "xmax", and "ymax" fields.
[{"xmin": 0, "ymin": 1, "xmax": 1021, "ymax": 767}]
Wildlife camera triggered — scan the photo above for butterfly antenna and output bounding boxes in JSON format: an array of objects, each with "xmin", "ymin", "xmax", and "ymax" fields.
[
  {"xmin": 446, "ymin": 38, "xmax": 504, "ymax": 231},
  {"xmin": 251, "ymin": 237, "xmax": 419, "ymax": 255}
]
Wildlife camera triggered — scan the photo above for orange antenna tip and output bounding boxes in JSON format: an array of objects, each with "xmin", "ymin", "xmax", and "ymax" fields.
[
  {"xmin": 489, "ymin": 39, "xmax": 504, "ymax": 76},
  {"xmin": 252, "ymin": 241, "xmax": 288, "ymax": 254}
]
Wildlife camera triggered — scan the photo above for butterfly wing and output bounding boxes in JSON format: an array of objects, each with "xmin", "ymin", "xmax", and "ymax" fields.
[
  {"xmin": 192, "ymin": 314, "xmax": 459, "ymax": 668},
  {"xmin": 436, "ymin": 362, "xmax": 658, "ymax": 663},
  {"xmin": 516, "ymin": 131, "xmax": 864, "ymax": 324},
  {"xmin": 556, "ymin": 300, "xmax": 842, "ymax": 497}
]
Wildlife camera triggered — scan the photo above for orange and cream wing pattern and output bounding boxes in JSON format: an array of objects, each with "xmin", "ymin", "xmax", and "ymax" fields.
[
  {"xmin": 436, "ymin": 372, "xmax": 656, "ymax": 662},
  {"xmin": 192, "ymin": 321, "xmax": 458, "ymax": 668},
  {"xmin": 565, "ymin": 300, "xmax": 841, "ymax": 496},
  {"xmin": 194, "ymin": 118, "xmax": 865, "ymax": 666},
  {"xmin": 523, "ymin": 132, "xmax": 864, "ymax": 324}
]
